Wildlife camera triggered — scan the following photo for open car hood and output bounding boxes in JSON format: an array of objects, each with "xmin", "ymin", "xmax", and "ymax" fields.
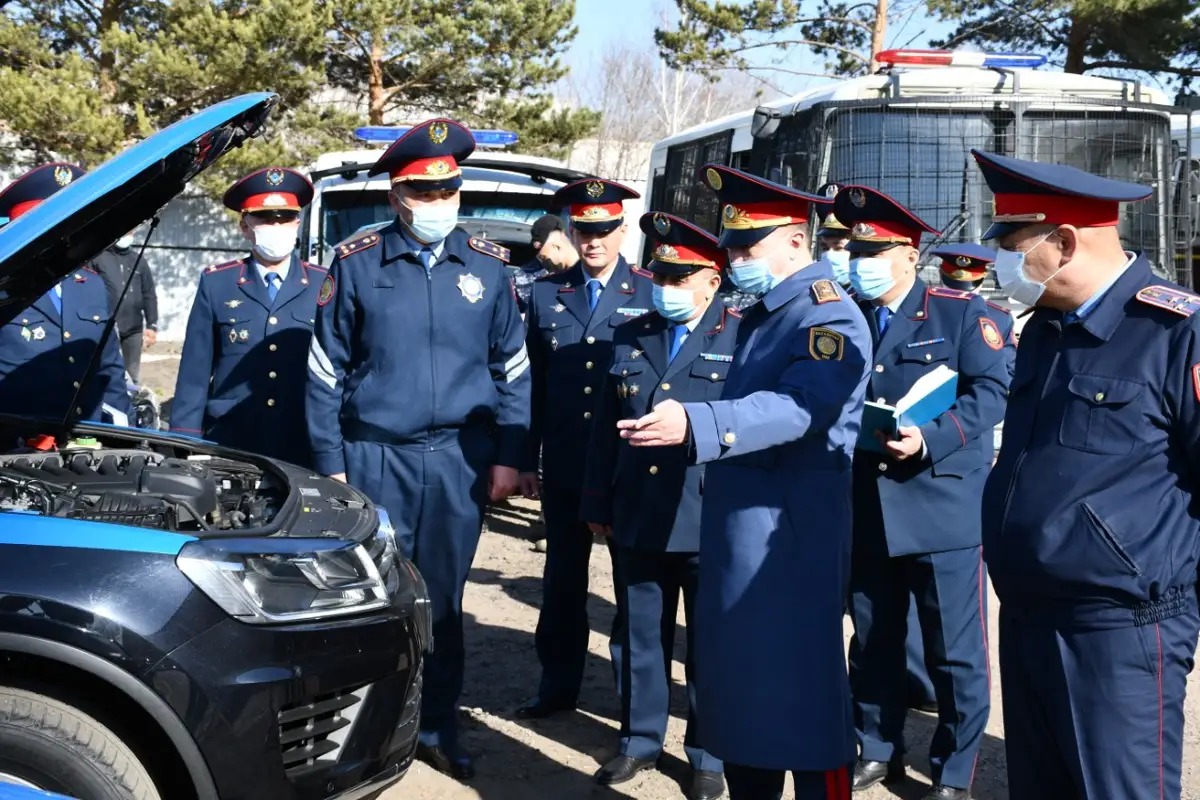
[{"xmin": 0, "ymin": 92, "xmax": 278, "ymax": 327}]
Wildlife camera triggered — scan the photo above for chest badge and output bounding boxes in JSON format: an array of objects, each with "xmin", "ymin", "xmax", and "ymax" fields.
[
  {"xmin": 239, "ymin": 329, "xmax": 250, "ymax": 341},
  {"xmin": 228, "ymin": 329, "xmax": 238, "ymax": 344},
  {"xmin": 553, "ymin": 303, "xmax": 566, "ymax": 313},
  {"xmin": 550, "ymin": 336, "xmax": 559, "ymax": 351},
  {"xmin": 225, "ymin": 299, "xmax": 243, "ymax": 309},
  {"xmin": 628, "ymin": 383, "xmax": 640, "ymax": 397},
  {"xmin": 458, "ymin": 273, "xmax": 485, "ymax": 304},
  {"xmin": 629, "ymin": 349, "xmax": 642, "ymax": 360},
  {"xmin": 20, "ymin": 327, "xmax": 30, "ymax": 342},
  {"xmin": 31, "ymin": 326, "xmax": 45, "ymax": 341}
]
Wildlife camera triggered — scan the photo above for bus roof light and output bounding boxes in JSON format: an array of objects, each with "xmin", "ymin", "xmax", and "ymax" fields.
[
  {"xmin": 353, "ymin": 126, "xmax": 520, "ymax": 148},
  {"xmin": 875, "ymin": 49, "xmax": 1048, "ymax": 70}
]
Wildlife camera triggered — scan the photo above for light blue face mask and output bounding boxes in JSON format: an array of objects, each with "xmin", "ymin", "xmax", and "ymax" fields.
[
  {"xmin": 730, "ymin": 257, "xmax": 779, "ymax": 295},
  {"xmin": 825, "ymin": 250, "xmax": 851, "ymax": 285},
  {"xmin": 401, "ymin": 202, "xmax": 459, "ymax": 244},
  {"xmin": 849, "ymin": 257, "xmax": 896, "ymax": 300},
  {"xmin": 652, "ymin": 284, "xmax": 699, "ymax": 322}
]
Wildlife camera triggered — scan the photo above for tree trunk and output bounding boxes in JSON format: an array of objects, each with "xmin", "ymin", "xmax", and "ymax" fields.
[
  {"xmin": 869, "ymin": 0, "xmax": 888, "ymax": 72},
  {"xmin": 368, "ymin": 35, "xmax": 386, "ymax": 125},
  {"xmin": 98, "ymin": 0, "xmax": 120, "ymax": 104},
  {"xmin": 1064, "ymin": 11, "xmax": 1090, "ymax": 73}
]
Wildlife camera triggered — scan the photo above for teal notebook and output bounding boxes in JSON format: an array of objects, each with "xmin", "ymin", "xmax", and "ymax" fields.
[{"xmin": 857, "ymin": 365, "xmax": 958, "ymax": 454}]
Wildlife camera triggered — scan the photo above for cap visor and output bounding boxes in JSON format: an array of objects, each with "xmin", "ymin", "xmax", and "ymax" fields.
[
  {"xmin": 941, "ymin": 277, "xmax": 982, "ymax": 291},
  {"xmin": 817, "ymin": 227, "xmax": 848, "ymax": 238},
  {"xmin": 571, "ymin": 218, "xmax": 622, "ymax": 236},
  {"xmin": 648, "ymin": 261, "xmax": 710, "ymax": 277},
  {"xmin": 717, "ymin": 226, "xmax": 775, "ymax": 249},
  {"xmin": 846, "ymin": 240, "xmax": 900, "ymax": 255},
  {"xmin": 393, "ymin": 176, "xmax": 462, "ymax": 192}
]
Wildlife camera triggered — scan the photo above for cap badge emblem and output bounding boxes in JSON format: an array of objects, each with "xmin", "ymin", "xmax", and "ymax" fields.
[
  {"xmin": 654, "ymin": 243, "xmax": 679, "ymax": 260},
  {"xmin": 53, "ymin": 166, "xmax": 73, "ymax": 186},
  {"xmin": 425, "ymin": 160, "xmax": 451, "ymax": 176},
  {"xmin": 428, "ymin": 121, "xmax": 449, "ymax": 145},
  {"xmin": 851, "ymin": 222, "xmax": 876, "ymax": 238},
  {"xmin": 825, "ymin": 183, "xmax": 839, "ymax": 198},
  {"xmin": 585, "ymin": 180, "xmax": 605, "ymax": 198},
  {"xmin": 653, "ymin": 213, "xmax": 671, "ymax": 235},
  {"xmin": 266, "ymin": 168, "xmax": 285, "ymax": 186},
  {"xmin": 956, "ymin": 255, "xmax": 972, "ymax": 267},
  {"xmin": 706, "ymin": 168, "xmax": 723, "ymax": 191}
]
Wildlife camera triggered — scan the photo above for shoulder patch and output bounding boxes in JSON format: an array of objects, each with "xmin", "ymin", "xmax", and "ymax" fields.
[
  {"xmin": 468, "ymin": 236, "xmax": 510, "ymax": 263},
  {"xmin": 984, "ymin": 299, "xmax": 1012, "ymax": 315},
  {"xmin": 1135, "ymin": 285, "xmax": 1200, "ymax": 317},
  {"xmin": 317, "ymin": 274, "xmax": 335, "ymax": 306},
  {"xmin": 205, "ymin": 259, "xmax": 243, "ymax": 274},
  {"xmin": 811, "ymin": 278, "xmax": 841, "ymax": 304},
  {"xmin": 632, "ymin": 266, "xmax": 654, "ymax": 280},
  {"xmin": 335, "ymin": 233, "xmax": 381, "ymax": 259},
  {"xmin": 808, "ymin": 326, "xmax": 845, "ymax": 361},
  {"xmin": 979, "ymin": 317, "xmax": 1004, "ymax": 351},
  {"xmin": 929, "ymin": 286, "xmax": 973, "ymax": 301}
]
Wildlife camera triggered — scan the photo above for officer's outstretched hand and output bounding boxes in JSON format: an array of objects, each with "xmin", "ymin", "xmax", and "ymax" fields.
[
  {"xmin": 489, "ymin": 465, "xmax": 520, "ymax": 502},
  {"xmin": 883, "ymin": 426, "xmax": 924, "ymax": 460},
  {"xmin": 518, "ymin": 472, "xmax": 541, "ymax": 500},
  {"xmin": 618, "ymin": 399, "xmax": 689, "ymax": 447},
  {"xmin": 587, "ymin": 522, "xmax": 612, "ymax": 538}
]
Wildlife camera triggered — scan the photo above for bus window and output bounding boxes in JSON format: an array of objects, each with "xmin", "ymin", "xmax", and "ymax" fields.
[{"xmin": 662, "ymin": 130, "xmax": 734, "ymax": 233}]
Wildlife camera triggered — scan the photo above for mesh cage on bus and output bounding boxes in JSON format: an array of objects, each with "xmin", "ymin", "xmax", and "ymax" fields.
[{"xmin": 661, "ymin": 131, "xmax": 733, "ymax": 234}]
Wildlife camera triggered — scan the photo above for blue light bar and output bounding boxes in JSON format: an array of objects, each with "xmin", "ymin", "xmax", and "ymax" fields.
[
  {"xmin": 876, "ymin": 49, "xmax": 1048, "ymax": 70},
  {"xmin": 980, "ymin": 52, "xmax": 1048, "ymax": 69},
  {"xmin": 353, "ymin": 126, "xmax": 520, "ymax": 147}
]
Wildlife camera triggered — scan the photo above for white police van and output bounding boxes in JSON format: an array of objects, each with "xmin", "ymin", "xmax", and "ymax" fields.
[
  {"xmin": 302, "ymin": 127, "xmax": 593, "ymax": 271},
  {"xmin": 643, "ymin": 48, "xmax": 1193, "ymax": 331}
]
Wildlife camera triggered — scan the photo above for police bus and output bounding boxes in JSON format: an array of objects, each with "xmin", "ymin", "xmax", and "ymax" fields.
[{"xmin": 643, "ymin": 49, "xmax": 1196, "ymax": 306}]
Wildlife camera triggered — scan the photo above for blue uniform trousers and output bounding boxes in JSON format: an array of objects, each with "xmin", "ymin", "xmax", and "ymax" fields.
[
  {"xmin": 343, "ymin": 429, "xmax": 492, "ymax": 749},
  {"xmin": 724, "ymin": 762, "xmax": 851, "ymax": 800},
  {"xmin": 535, "ymin": 481, "xmax": 625, "ymax": 705},
  {"xmin": 848, "ymin": 546, "xmax": 989, "ymax": 789},
  {"xmin": 906, "ymin": 596, "xmax": 937, "ymax": 707},
  {"xmin": 999, "ymin": 602, "xmax": 1198, "ymax": 800},
  {"xmin": 614, "ymin": 547, "xmax": 720, "ymax": 772}
]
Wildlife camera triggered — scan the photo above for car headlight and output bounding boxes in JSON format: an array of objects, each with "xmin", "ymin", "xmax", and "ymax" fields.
[{"xmin": 177, "ymin": 538, "xmax": 391, "ymax": 624}]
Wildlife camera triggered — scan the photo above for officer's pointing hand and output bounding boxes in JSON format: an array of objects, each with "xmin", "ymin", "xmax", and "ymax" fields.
[
  {"xmin": 617, "ymin": 399, "xmax": 689, "ymax": 447},
  {"xmin": 883, "ymin": 425, "xmax": 925, "ymax": 460},
  {"xmin": 489, "ymin": 465, "xmax": 520, "ymax": 502}
]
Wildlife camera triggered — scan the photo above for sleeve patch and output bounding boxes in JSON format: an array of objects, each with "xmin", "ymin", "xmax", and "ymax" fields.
[
  {"xmin": 1193, "ymin": 363, "xmax": 1200, "ymax": 404},
  {"xmin": 929, "ymin": 286, "xmax": 973, "ymax": 300},
  {"xmin": 808, "ymin": 326, "xmax": 845, "ymax": 361},
  {"xmin": 811, "ymin": 278, "xmax": 841, "ymax": 304},
  {"xmin": 979, "ymin": 317, "xmax": 1004, "ymax": 351},
  {"xmin": 317, "ymin": 275, "xmax": 335, "ymax": 306},
  {"xmin": 1135, "ymin": 285, "xmax": 1200, "ymax": 317},
  {"xmin": 468, "ymin": 236, "xmax": 510, "ymax": 263},
  {"xmin": 335, "ymin": 233, "xmax": 381, "ymax": 259}
]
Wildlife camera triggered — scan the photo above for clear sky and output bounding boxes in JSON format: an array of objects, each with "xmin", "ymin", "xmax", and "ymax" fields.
[{"xmin": 567, "ymin": 0, "xmax": 960, "ymax": 96}]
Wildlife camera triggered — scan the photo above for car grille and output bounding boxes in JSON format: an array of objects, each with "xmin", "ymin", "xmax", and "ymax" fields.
[
  {"xmin": 395, "ymin": 659, "xmax": 422, "ymax": 745},
  {"xmin": 278, "ymin": 685, "xmax": 369, "ymax": 779}
]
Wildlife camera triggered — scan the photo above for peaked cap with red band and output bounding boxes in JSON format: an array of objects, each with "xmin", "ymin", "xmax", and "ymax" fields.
[
  {"xmin": 367, "ymin": 118, "xmax": 476, "ymax": 192},
  {"xmin": 700, "ymin": 164, "xmax": 826, "ymax": 249},
  {"xmin": 551, "ymin": 178, "xmax": 640, "ymax": 235},
  {"xmin": 222, "ymin": 167, "xmax": 314, "ymax": 214},
  {"xmin": 638, "ymin": 211, "xmax": 727, "ymax": 276},
  {"xmin": 0, "ymin": 163, "xmax": 86, "ymax": 223},
  {"xmin": 930, "ymin": 243, "xmax": 995, "ymax": 291},
  {"xmin": 833, "ymin": 185, "xmax": 940, "ymax": 254},
  {"xmin": 814, "ymin": 181, "xmax": 850, "ymax": 238},
  {"xmin": 971, "ymin": 149, "xmax": 1152, "ymax": 240}
]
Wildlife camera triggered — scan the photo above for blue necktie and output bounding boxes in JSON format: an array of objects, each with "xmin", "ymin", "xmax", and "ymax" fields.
[
  {"xmin": 265, "ymin": 273, "xmax": 281, "ymax": 304},
  {"xmin": 419, "ymin": 247, "xmax": 434, "ymax": 274},
  {"xmin": 669, "ymin": 324, "xmax": 688, "ymax": 363},
  {"xmin": 46, "ymin": 287, "xmax": 61, "ymax": 316},
  {"xmin": 587, "ymin": 279, "xmax": 602, "ymax": 312},
  {"xmin": 875, "ymin": 305, "xmax": 891, "ymax": 336}
]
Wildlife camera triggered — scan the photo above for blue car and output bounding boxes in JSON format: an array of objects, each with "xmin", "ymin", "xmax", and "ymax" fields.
[{"xmin": 0, "ymin": 95, "xmax": 430, "ymax": 800}]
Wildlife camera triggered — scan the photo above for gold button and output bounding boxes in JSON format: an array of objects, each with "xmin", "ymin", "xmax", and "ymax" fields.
[
  {"xmin": 879, "ymin": 462, "xmax": 888, "ymax": 472},
  {"xmin": 268, "ymin": 316, "xmax": 278, "ymax": 325},
  {"xmin": 916, "ymin": 311, "xmax": 925, "ymax": 318},
  {"xmin": 649, "ymin": 466, "xmax": 659, "ymax": 475},
  {"xmin": 269, "ymin": 344, "xmax": 277, "ymax": 352},
  {"xmin": 622, "ymin": 369, "xmax": 628, "ymax": 376},
  {"xmin": 586, "ymin": 336, "xmax": 596, "ymax": 344},
  {"xmin": 63, "ymin": 331, "xmax": 70, "ymax": 339},
  {"xmin": 661, "ymin": 383, "xmax": 671, "ymax": 391},
  {"xmin": 551, "ymin": 322, "xmax": 557, "ymax": 329},
  {"xmin": 92, "ymin": 315, "xmax": 100, "ymax": 321},
  {"xmin": 925, "ymin": 354, "xmax": 932, "ymax": 361},
  {"xmin": 68, "ymin": 357, "xmax": 75, "ymax": 364},
  {"xmin": 877, "ymin": 397, "xmax": 886, "ymax": 404},
  {"xmin": 711, "ymin": 372, "xmax": 719, "ymax": 380},
  {"xmin": 586, "ymin": 361, "xmax": 594, "ymax": 369},
  {"xmin": 874, "ymin": 365, "xmax": 884, "ymax": 373},
  {"xmin": 267, "ymin": 399, "xmax": 276, "ymax": 407},
  {"xmin": 583, "ymin": 411, "xmax": 592, "ymax": 420},
  {"xmin": 20, "ymin": 319, "xmax": 27, "ymax": 324},
  {"xmin": 72, "ymin": 382, "xmax": 80, "ymax": 389},
  {"xmin": 269, "ymin": 371, "xmax": 277, "ymax": 379},
  {"xmin": 1095, "ymin": 391, "xmax": 1105, "ymax": 402},
  {"xmin": 584, "ymin": 386, "xmax": 593, "ymax": 395},
  {"xmin": 723, "ymin": 432, "xmax": 736, "ymax": 445},
  {"xmin": 76, "ymin": 407, "xmax": 82, "ymax": 415}
]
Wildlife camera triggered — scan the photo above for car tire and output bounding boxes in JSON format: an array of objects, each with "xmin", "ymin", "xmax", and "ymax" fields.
[{"xmin": 0, "ymin": 687, "xmax": 161, "ymax": 800}]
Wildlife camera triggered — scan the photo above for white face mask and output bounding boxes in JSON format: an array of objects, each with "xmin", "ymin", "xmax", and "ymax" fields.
[
  {"xmin": 115, "ymin": 234, "xmax": 135, "ymax": 250},
  {"xmin": 251, "ymin": 224, "xmax": 297, "ymax": 262},
  {"xmin": 994, "ymin": 233, "xmax": 1057, "ymax": 307}
]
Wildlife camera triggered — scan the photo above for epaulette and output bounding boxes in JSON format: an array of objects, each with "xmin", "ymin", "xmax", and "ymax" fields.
[
  {"xmin": 728, "ymin": 308, "xmax": 742, "ymax": 318},
  {"xmin": 985, "ymin": 299, "xmax": 1012, "ymax": 315},
  {"xmin": 468, "ymin": 236, "xmax": 510, "ymax": 263},
  {"xmin": 811, "ymin": 278, "xmax": 841, "ymax": 304},
  {"xmin": 80, "ymin": 266, "xmax": 99, "ymax": 276},
  {"xmin": 302, "ymin": 260, "xmax": 328, "ymax": 273},
  {"xmin": 929, "ymin": 286, "xmax": 973, "ymax": 300},
  {"xmin": 205, "ymin": 259, "xmax": 243, "ymax": 274},
  {"xmin": 632, "ymin": 266, "xmax": 654, "ymax": 279},
  {"xmin": 1135, "ymin": 285, "xmax": 1200, "ymax": 317},
  {"xmin": 335, "ymin": 233, "xmax": 381, "ymax": 259}
]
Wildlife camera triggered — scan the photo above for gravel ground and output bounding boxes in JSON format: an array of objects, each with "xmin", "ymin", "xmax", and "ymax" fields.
[{"xmin": 137, "ymin": 347, "xmax": 1200, "ymax": 800}]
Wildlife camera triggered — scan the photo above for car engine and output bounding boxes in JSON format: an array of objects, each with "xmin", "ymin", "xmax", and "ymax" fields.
[{"xmin": 0, "ymin": 448, "xmax": 281, "ymax": 532}]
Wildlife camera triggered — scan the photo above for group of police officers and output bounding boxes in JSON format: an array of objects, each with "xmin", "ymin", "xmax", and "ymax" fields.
[{"xmin": 1, "ymin": 114, "xmax": 1199, "ymax": 800}]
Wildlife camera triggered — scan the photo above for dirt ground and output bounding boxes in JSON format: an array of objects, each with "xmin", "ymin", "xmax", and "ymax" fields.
[{"xmin": 137, "ymin": 348, "xmax": 1200, "ymax": 800}]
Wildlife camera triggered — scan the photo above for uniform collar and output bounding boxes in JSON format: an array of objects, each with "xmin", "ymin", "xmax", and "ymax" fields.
[
  {"xmin": 1069, "ymin": 254, "xmax": 1152, "ymax": 342},
  {"xmin": 251, "ymin": 256, "xmax": 290, "ymax": 285},
  {"xmin": 399, "ymin": 224, "xmax": 445, "ymax": 260},
  {"xmin": 1065, "ymin": 252, "xmax": 1134, "ymax": 325},
  {"xmin": 762, "ymin": 258, "xmax": 835, "ymax": 312}
]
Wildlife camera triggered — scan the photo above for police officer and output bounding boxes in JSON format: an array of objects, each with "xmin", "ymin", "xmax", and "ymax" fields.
[
  {"xmin": 513, "ymin": 214, "xmax": 579, "ymax": 315},
  {"xmin": 973, "ymin": 150, "xmax": 1200, "ymax": 799},
  {"xmin": 580, "ymin": 212, "xmax": 733, "ymax": 799},
  {"xmin": 815, "ymin": 182, "xmax": 852, "ymax": 289},
  {"xmin": 516, "ymin": 178, "xmax": 653, "ymax": 720},
  {"xmin": 0, "ymin": 163, "xmax": 131, "ymax": 424},
  {"xmin": 171, "ymin": 168, "xmax": 323, "ymax": 466},
  {"xmin": 619, "ymin": 164, "xmax": 871, "ymax": 800},
  {"xmin": 306, "ymin": 118, "xmax": 529, "ymax": 780},
  {"xmin": 835, "ymin": 186, "xmax": 1008, "ymax": 800}
]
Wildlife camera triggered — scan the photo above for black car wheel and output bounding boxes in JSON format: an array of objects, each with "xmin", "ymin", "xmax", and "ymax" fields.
[{"xmin": 0, "ymin": 687, "xmax": 160, "ymax": 800}]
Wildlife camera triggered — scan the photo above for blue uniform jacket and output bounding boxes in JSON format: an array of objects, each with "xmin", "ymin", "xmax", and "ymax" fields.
[
  {"xmin": 580, "ymin": 301, "xmax": 741, "ymax": 552},
  {"xmin": 680, "ymin": 264, "xmax": 871, "ymax": 770},
  {"xmin": 0, "ymin": 269, "xmax": 130, "ymax": 423},
  {"xmin": 306, "ymin": 222, "xmax": 530, "ymax": 476},
  {"xmin": 983, "ymin": 297, "xmax": 1016, "ymax": 463},
  {"xmin": 522, "ymin": 257, "xmax": 655, "ymax": 488},
  {"xmin": 983, "ymin": 257, "xmax": 1200, "ymax": 630},
  {"xmin": 852, "ymin": 281, "xmax": 1010, "ymax": 557},
  {"xmin": 171, "ymin": 254, "xmax": 326, "ymax": 466}
]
